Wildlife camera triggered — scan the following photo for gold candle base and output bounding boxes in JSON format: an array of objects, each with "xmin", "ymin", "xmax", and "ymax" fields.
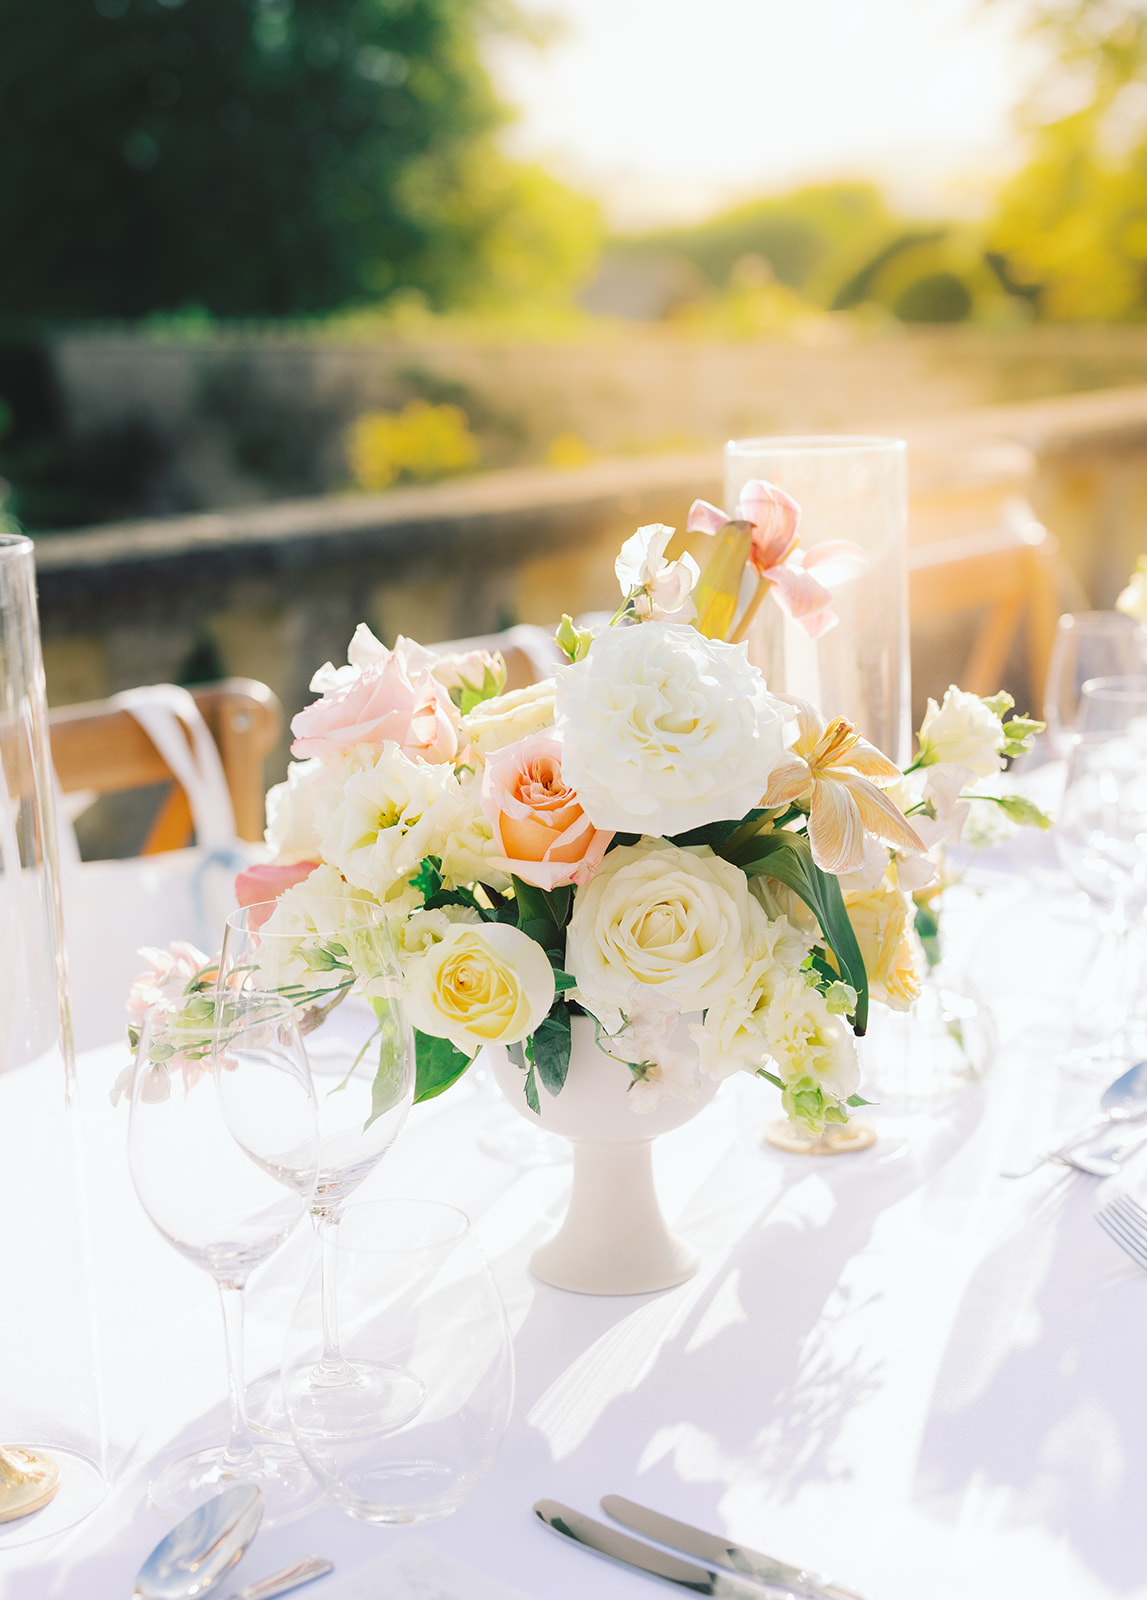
[
  {"xmin": 0, "ymin": 1447, "xmax": 60, "ymax": 1523},
  {"xmin": 765, "ymin": 1119, "xmax": 877, "ymax": 1156}
]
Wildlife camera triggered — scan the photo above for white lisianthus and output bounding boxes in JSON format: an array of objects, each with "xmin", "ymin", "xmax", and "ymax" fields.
[
  {"xmin": 694, "ymin": 906, "xmax": 814, "ymax": 1081},
  {"xmin": 598, "ymin": 1011, "xmax": 702, "ymax": 1113},
  {"xmin": 405, "ymin": 922, "xmax": 555, "ymax": 1054},
  {"xmin": 255, "ymin": 866, "xmax": 403, "ymax": 995},
  {"xmin": 555, "ymin": 622, "xmax": 788, "ymax": 836},
  {"xmin": 565, "ymin": 840, "xmax": 756, "ymax": 1032},
  {"xmin": 765, "ymin": 974, "xmax": 860, "ymax": 1102},
  {"xmin": 615, "ymin": 523, "xmax": 700, "ymax": 623},
  {"xmin": 459, "ymin": 679, "xmax": 556, "ymax": 758},
  {"xmin": 916, "ymin": 687, "xmax": 1005, "ymax": 778},
  {"xmin": 264, "ymin": 758, "xmax": 340, "ymax": 863},
  {"xmin": 322, "ymin": 744, "xmax": 499, "ymax": 903},
  {"xmin": 398, "ymin": 904, "xmax": 482, "ymax": 961}
]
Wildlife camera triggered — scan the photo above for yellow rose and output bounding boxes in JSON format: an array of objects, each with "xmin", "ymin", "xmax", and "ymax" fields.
[
  {"xmin": 843, "ymin": 878, "xmax": 920, "ymax": 1012},
  {"xmin": 405, "ymin": 922, "xmax": 555, "ymax": 1054},
  {"xmin": 459, "ymin": 679, "xmax": 556, "ymax": 758}
]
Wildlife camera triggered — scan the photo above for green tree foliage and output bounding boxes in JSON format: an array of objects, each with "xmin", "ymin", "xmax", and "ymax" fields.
[
  {"xmin": 988, "ymin": 1, "xmax": 1147, "ymax": 318},
  {"xmin": 0, "ymin": 0, "xmax": 590, "ymax": 319}
]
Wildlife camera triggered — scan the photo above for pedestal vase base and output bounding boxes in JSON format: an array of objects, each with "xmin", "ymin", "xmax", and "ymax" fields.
[{"xmin": 765, "ymin": 1119, "xmax": 877, "ymax": 1155}]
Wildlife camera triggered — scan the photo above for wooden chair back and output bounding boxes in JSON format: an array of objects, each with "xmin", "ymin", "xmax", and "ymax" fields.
[
  {"xmin": 49, "ymin": 678, "xmax": 282, "ymax": 853},
  {"xmin": 908, "ymin": 520, "xmax": 1061, "ymax": 718}
]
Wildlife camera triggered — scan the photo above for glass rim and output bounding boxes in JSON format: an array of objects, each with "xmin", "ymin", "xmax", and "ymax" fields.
[
  {"xmin": 1058, "ymin": 610, "xmax": 1142, "ymax": 629},
  {"xmin": 0, "ymin": 532, "xmax": 33, "ymax": 558},
  {"xmin": 226, "ymin": 895, "xmax": 387, "ymax": 931},
  {"xmin": 725, "ymin": 434, "xmax": 906, "ymax": 456},
  {"xmin": 1080, "ymin": 674, "xmax": 1147, "ymax": 700},
  {"xmin": 335, "ymin": 1197, "xmax": 471, "ymax": 1254}
]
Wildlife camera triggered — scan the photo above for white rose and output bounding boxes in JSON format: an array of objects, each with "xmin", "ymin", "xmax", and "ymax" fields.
[
  {"xmin": 460, "ymin": 679, "xmax": 556, "ymax": 758},
  {"xmin": 322, "ymin": 744, "xmax": 499, "ymax": 903},
  {"xmin": 917, "ymin": 687, "xmax": 1005, "ymax": 778},
  {"xmin": 405, "ymin": 922, "xmax": 555, "ymax": 1053},
  {"xmin": 555, "ymin": 621, "xmax": 787, "ymax": 836},
  {"xmin": 565, "ymin": 840, "xmax": 755, "ymax": 1031},
  {"xmin": 264, "ymin": 759, "xmax": 339, "ymax": 863}
]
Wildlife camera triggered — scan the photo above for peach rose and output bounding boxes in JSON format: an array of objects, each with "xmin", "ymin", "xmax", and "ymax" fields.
[
  {"xmin": 481, "ymin": 733, "xmax": 612, "ymax": 890},
  {"xmin": 290, "ymin": 631, "xmax": 457, "ymax": 764}
]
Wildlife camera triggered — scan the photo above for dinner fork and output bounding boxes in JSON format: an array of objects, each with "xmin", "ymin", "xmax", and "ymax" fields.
[{"xmin": 1095, "ymin": 1191, "xmax": 1147, "ymax": 1270}]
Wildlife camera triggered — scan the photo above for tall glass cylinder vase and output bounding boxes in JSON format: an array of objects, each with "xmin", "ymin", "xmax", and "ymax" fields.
[
  {"xmin": 725, "ymin": 436, "xmax": 910, "ymax": 764},
  {"xmin": 0, "ymin": 534, "xmax": 106, "ymax": 1545}
]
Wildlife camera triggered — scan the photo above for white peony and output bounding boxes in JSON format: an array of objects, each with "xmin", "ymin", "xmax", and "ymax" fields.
[
  {"xmin": 554, "ymin": 621, "xmax": 788, "ymax": 836},
  {"xmin": 565, "ymin": 840, "xmax": 756, "ymax": 1032},
  {"xmin": 405, "ymin": 921, "xmax": 555, "ymax": 1054},
  {"xmin": 916, "ymin": 687, "xmax": 1005, "ymax": 778},
  {"xmin": 321, "ymin": 743, "xmax": 499, "ymax": 904}
]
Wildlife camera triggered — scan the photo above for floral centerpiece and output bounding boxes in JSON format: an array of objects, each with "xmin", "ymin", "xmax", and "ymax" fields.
[{"xmin": 120, "ymin": 478, "xmax": 1027, "ymax": 1147}]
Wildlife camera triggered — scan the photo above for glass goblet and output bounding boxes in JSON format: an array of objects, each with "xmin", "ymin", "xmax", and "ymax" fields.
[
  {"xmin": 128, "ymin": 991, "xmax": 321, "ymax": 1522},
  {"xmin": 283, "ymin": 1199, "xmax": 514, "ymax": 1525},
  {"xmin": 1044, "ymin": 611, "xmax": 1146, "ymax": 756},
  {"xmin": 218, "ymin": 897, "xmax": 418, "ymax": 1436},
  {"xmin": 1055, "ymin": 674, "xmax": 1147, "ymax": 1075}
]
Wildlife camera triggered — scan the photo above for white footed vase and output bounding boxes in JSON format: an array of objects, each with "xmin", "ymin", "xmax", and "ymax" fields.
[{"xmin": 487, "ymin": 1015, "xmax": 718, "ymax": 1296}]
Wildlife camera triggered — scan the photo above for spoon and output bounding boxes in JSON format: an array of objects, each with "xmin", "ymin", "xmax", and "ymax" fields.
[
  {"xmin": 1003, "ymin": 1059, "xmax": 1147, "ymax": 1179},
  {"xmin": 133, "ymin": 1485, "xmax": 263, "ymax": 1600}
]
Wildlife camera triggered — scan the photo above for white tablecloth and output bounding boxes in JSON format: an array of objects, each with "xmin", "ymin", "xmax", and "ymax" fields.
[{"xmin": 4, "ymin": 849, "xmax": 1147, "ymax": 1600}]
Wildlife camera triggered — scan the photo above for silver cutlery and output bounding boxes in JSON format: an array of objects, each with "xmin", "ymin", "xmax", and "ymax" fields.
[
  {"xmin": 535, "ymin": 1497, "xmax": 867, "ymax": 1600},
  {"xmin": 133, "ymin": 1485, "xmax": 263, "ymax": 1600},
  {"xmin": 220, "ymin": 1555, "xmax": 334, "ymax": 1600},
  {"xmin": 1002, "ymin": 1058, "xmax": 1147, "ymax": 1179},
  {"xmin": 1096, "ymin": 1190, "xmax": 1147, "ymax": 1270},
  {"xmin": 602, "ymin": 1496, "xmax": 867, "ymax": 1600}
]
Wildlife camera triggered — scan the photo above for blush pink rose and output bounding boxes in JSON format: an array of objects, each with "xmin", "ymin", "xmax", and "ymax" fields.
[
  {"xmin": 290, "ymin": 642, "xmax": 458, "ymax": 763},
  {"xmin": 481, "ymin": 733, "xmax": 612, "ymax": 890},
  {"xmin": 235, "ymin": 860, "xmax": 319, "ymax": 930}
]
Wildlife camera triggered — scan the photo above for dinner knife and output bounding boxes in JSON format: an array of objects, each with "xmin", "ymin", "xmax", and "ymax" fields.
[
  {"xmin": 535, "ymin": 1500, "xmax": 786, "ymax": 1598},
  {"xmin": 601, "ymin": 1495, "xmax": 868, "ymax": 1600}
]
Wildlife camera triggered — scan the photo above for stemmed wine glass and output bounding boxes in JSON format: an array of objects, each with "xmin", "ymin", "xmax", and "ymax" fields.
[
  {"xmin": 217, "ymin": 897, "xmax": 419, "ymax": 1436},
  {"xmin": 1055, "ymin": 675, "xmax": 1147, "ymax": 1076},
  {"xmin": 1045, "ymin": 611, "xmax": 1146, "ymax": 755},
  {"xmin": 128, "ymin": 990, "xmax": 321, "ymax": 1521}
]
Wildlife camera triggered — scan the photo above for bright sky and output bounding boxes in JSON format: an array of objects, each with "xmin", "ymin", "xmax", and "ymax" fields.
[{"xmin": 487, "ymin": 0, "xmax": 1049, "ymax": 229}]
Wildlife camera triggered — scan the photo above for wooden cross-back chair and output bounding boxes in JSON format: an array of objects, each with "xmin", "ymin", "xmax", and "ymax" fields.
[
  {"xmin": 48, "ymin": 678, "xmax": 282, "ymax": 853},
  {"xmin": 907, "ymin": 520, "xmax": 1062, "ymax": 719}
]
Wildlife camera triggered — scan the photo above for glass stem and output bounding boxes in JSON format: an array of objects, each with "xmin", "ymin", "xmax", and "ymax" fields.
[
  {"xmin": 317, "ymin": 1211, "xmax": 353, "ymax": 1383},
  {"xmin": 217, "ymin": 1281, "xmax": 257, "ymax": 1469}
]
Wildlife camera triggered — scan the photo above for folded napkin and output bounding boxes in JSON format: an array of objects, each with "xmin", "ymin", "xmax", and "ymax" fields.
[{"xmin": 320, "ymin": 1537, "xmax": 536, "ymax": 1600}]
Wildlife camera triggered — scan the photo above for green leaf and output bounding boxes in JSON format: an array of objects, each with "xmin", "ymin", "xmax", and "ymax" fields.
[
  {"xmin": 527, "ymin": 1005, "xmax": 571, "ymax": 1097},
  {"xmin": 524, "ymin": 1061, "xmax": 541, "ymax": 1115},
  {"xmin": 411, "ymin": 856, "xmax": 443, "ymax": 901},
  {"xmin": 729, "ymin": 831, "xmax": 869, "ymax": 1034},
  {"xmin": 413, "ymin": 1029, "xmax": 473, "ymax": 1103},
  {"xmin": 457, "ymin": 661, "xmax": 507, "ymax": 716},
  {"xmin": 511, "ymin": 874, "xmax": 570, "ymax": 954},
  {"xmin": 552, "ymin": 969, "xmax": 578, "ymax": 992},
  {"xmin": 995, "ymin": 793, "xmax": 1053, "ymax": 830},
  {"xmin": 669, "ymin": 809, "xmax": 767, "ymax": 852},
  {"xmin": 423, "ymin": 885, "xmax": 485, "ymax": 915},
  {"xmin": 846, "ymin": 1093, "xmax": 875, "ymax": 1107}
]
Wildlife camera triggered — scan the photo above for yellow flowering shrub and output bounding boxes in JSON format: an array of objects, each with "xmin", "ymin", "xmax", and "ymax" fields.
[{"xmin": 347, "ymin": 400, "xmax": 479, "ymax": 491}]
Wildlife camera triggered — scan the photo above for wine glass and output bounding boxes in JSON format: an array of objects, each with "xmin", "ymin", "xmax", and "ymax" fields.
[
  {"xmin": 1055, "ymin": 675, "xmax": 1147, "ymax": 1076},
  {"xmin": 1045, "ymin": 611, "xmax": 1146, "ymax": 755},
  {"xmin": 128, "ymin": 990, "xmax": 321, "ymax": 1521},
  {"xmin": 218, "ymin": 897, "xmax": 418, "ymax": 1436},
  {"xmin": 282, "ymin": 1199, "xmax": 514, "ymax": 1525}
]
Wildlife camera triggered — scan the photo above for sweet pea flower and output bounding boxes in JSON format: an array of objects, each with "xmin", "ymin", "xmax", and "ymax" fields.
[
  {"xmin": 763, "ymin": 697, "xmax": 924, "ymax": 875},
  {"xmin": 687, "ymin": 479, "xmax": 864, "ymax": 640},
  {"xmin": 615, "ymin": 524, "xmax": 700, "ymax": 623},
  {"xmin": 290, "ymin": 626, "xmax": 458, "ymax": 764}
]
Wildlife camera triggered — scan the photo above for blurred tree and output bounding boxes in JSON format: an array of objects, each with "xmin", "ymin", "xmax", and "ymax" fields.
[
  {"xmin": 988, "ymin": 1, "xmax": 1147, "ymax": 318},
  {"xmin": 0, "ymin": 0, "xmax": 574, "ymax": 318}
]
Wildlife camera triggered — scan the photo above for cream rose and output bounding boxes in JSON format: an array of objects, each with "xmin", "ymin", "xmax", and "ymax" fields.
[
  {"xmin": 565, "ymin": 840, "xmax": 754, "ymax": 1031},
  {"xmin": 916, "ymin": 687, "xmax": 1005, "ymax": 778},
  {"xmin": 554, "ymin": 622, "xmax": 788, "ymax": 836},
  {"xmin": 843, "ymin": 877, "xmax": 921, "ymax": 1012},
  {"xmin": 405, "ymin": 922, "xmax": 555, "ymax": 1054},
  {"xmin": 460, "ymin": 679, "xmax": 556, "ymax": 758}
]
